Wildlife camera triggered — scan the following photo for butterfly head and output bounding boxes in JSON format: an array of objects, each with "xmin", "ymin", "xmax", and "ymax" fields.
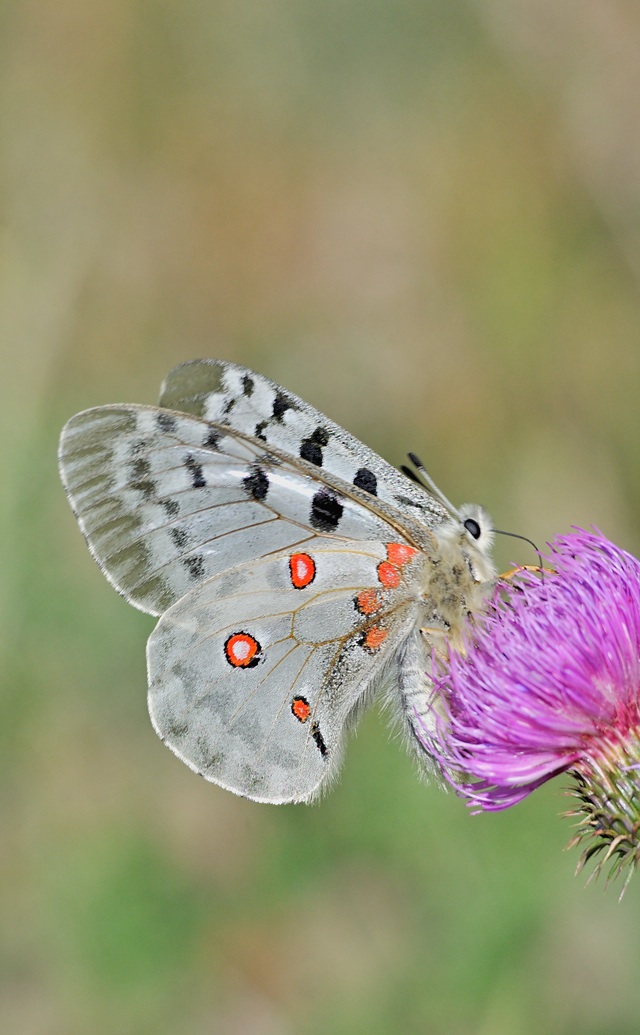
[
  {"xmin": 403, "ymin": 454, "xmax": 495, "ymax": 580},
  {"xmin": 434, "ymin": 502, "xmax": 497, "ymax": 586},
  {"xmin": 459, "ymin": 503, "xmax": 495, "ymax": 560}
]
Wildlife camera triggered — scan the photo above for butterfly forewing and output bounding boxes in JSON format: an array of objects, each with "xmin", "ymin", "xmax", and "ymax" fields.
[
  {"xmin": 159, "ymin": 359, "xmax": 448, "ymax": 529},
  {"xmin": 59, "ymin": 402, "xmax": 425, "ymax": 617}
]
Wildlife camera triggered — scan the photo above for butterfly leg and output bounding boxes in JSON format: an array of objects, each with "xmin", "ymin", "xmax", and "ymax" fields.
[{"xmin": 499, "ymin": 564, "xmax": 555, "ymax": 580}]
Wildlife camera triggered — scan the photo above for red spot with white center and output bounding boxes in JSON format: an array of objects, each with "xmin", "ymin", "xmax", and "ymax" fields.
[
  {"xmin": 289, "ymin": 552, "xmax": 316, "ymax": 589},
  {"xmin": 291, "ymin": 696, "xmax": 311, "ymax": 722},
  {"xmin": 224, "ymin": 632, "xmax": 261, "ymax": 668}
]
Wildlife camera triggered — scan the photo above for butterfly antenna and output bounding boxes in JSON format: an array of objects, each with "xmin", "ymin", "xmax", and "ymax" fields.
[
  {"xmin": 492, "ymin": 528, "xmax": 543, "ymax": 569},
  {"xmin": 400, "ymin": 463, "xmax": 423, "ymax": 486},
  {"xmin": 406, "ymin": 452, "xmax": 461, "ymax": 519}
]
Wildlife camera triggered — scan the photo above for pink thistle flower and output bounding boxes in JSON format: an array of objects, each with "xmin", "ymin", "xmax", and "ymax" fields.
[{"xmin": 426, "ymin": 529, "xmax": 640, "ymax": 891}]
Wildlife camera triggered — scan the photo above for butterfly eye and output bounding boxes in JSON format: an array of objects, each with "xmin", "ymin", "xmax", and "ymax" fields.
[{"xmin": 464, "ymin": 517, "xmax": 481, "ymax": 540}]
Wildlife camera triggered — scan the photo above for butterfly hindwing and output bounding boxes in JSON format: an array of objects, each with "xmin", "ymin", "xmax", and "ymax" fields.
[{"xmin": 147, "ymin": 540, "xmax": 422, "ymax": 802}]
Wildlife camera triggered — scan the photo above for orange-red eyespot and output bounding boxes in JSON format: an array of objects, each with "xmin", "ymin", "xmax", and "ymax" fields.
[
  {"xmin": 224, "ymin": 632, "xmax": 262, "ymax": 668},
  {"xmin": 291, "ymin": 695, "xmax": 311, "ymax": 723},
  {"xmin": 377, "ymin": 560, "xmax": 401, "ymax": 589},
  {"xmin": 361, "ymin": 625, "xmax": 388, "ymax": 651},
  {"xmin": 386, "ymin": 543, "xmax": 418, "ymax": 567},
  {"xmin": 289, "ymin": 552, "xmax": 316, "ymax": 589},
  {"xmin": 355, "ymin": 589, "xmax": 382, "ymax": 615}
]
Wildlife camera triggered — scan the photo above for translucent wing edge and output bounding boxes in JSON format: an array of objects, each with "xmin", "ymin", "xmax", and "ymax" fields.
[{"xmin": 59, "ymin": 404, "xmax": 168, "ymax": 615}]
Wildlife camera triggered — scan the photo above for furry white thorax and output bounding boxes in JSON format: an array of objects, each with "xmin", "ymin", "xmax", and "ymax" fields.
[
  {"xmin": 393, "ymin": 503, "xmax": 497, "ymax": 772},
  {"xmin": 421, "ymin": 503, "xmax": 497, "ymax": 649}
]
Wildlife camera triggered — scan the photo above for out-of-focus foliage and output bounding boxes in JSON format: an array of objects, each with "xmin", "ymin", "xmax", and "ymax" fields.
[{"xmin": 3, "ymin": 2, "xmax": 640, "ymax": 1033}]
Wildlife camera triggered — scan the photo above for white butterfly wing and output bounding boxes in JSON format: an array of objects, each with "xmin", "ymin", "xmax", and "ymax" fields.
[
  {"xmin": 59, "ymin": 400, "xmax": 435, "ymax": 617},
  {"xmin": 159, "ymin": 359, "xmax": 448, "ymax": 528},
  {"xmin": 147, "ymin": 541, "xmax": 422, "ymax": 802},
  {"xmin": 58, "ymin": 361, "xmax": 464, "ymax": 802}
]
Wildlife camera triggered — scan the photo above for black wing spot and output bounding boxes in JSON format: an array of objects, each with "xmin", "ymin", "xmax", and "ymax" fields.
[
  {"xmin": 183, "ymin": 554, "xmax": 205, "ymax": 580},
  {"xmin": 203, "ymin": 427, "xmax": 222, "ymax": 450},
  {"xmin": 254, "ymin": 420, "xmax": 268, "ymax": 441},
  {"xmin": 156, "ymin": 412, "xmax": 177, "ymax": 433},
  {"xmin": 184, "ymin": 454, "xmax": 206, "ymax": 489},
  {"xmin": 223, "ymin": 397, "xmax": 236, "ymax": 415},
  {"xmin": 272, "ymin": 391, "xmax": 294, "ymax": 420},
  {"xmin": 300, "ymin": 427, "xmax": 330, "ymax": 467},
  {"xmin": 170, "ymin": 527, "xmax": 189, "ymax": 550},
  {"xmin": 242, "ymin": 374, "xmax": 254, "ymax": 397},
  {"xmin": 310, "ymin": 488, "xmax": 344, "ymax": 532},
  {"xmin": 130, "ymin": 457, "xmax": 151, "ymax": 481},
  {"xmin": 243, "ymin": 467, "xmax": 269, "ymax": 501},
  {"xmin": 300, "ymin": 439, "xmax": 323, "ymax": 466},
  {"xmin": 163, "ymin": 716, "xmax": 189, "ymax": 739},
  {"xmin": 161, "ymin": 497, "xmax": 180, "ymax": 518},
  {"xmin": 311, "ymin": 426, "xmax": 329, "ymax": 446},
  {"xmin": 129, "ymin": 458, "xmax": 156, "ymax": 499},
  {"xmin": 311, "ymin": 721, "xmax": 328, "ymax": 757},
  {"xmin": 353, "ymin": 467, "xmax": 377, "ymax": 495}
]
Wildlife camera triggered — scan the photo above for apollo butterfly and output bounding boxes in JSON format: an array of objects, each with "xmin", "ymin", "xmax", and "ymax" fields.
[{"xmin": 58, "ymin": 359, "xmax": 496, "ymax": 803}]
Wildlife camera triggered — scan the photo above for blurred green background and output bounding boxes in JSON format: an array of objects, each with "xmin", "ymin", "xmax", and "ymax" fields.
[{"xmin": 4, "ymin": 2, "xmax": 640, "ymax": 1033}]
